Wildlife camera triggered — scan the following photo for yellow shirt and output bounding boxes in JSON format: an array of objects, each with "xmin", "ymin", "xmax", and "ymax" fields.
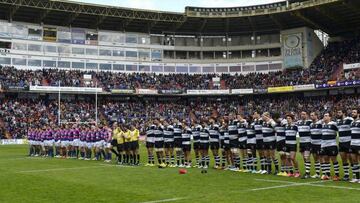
[
  {"xmin": 123, "ymin": 130, "xmax": 131, "ymax": 143},
  {"xmin": 130, "ymin": 129, "xmax": 140, "ymax": 141},
  {"xmin": 116, "ymin": 129, "xmax": 124, "ymax": 144}
]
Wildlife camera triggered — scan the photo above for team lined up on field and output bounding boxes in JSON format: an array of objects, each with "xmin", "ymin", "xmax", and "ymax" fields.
[
  {"xmin": 144, "ymin": 109, "xmax": 360, "ymax": 183},
  {"xmin": 27, "ymin": 124, "xmax": 141, "ymax": 165}
]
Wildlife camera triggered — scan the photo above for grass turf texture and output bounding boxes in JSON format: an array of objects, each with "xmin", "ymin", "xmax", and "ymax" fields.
[{"xmin": 0, "ymin": 144, "xmax": 359, "ymax": 203}]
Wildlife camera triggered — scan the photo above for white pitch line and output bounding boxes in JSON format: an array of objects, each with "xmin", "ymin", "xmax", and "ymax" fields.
[
  {"xmin": 252, "ymin": 178, "xmax": 359, "ymax": 191},
  {"xmin": 17, "ymin": 165, "xmax": 112, "ymax": 173},
  {"xmin": 138, "ymin": 197, "xmax": 187, "ymax": 203}
]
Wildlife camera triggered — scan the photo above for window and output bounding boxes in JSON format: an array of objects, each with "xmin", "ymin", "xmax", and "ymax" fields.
[
  {"xmin": 126, "ymin": 64, "xmax": 138, "ymax": 71},
  {"xmin": 152, "ymin": 66, "xmax": 164, "ymax": 72},
  {"xmin": 43, "ymin": 60, "xmax": 56, "ymax": 67},
  {"xmin": 126, "ymin": 35, "xmax": 138, "ymax": 44},
  {"xmin": 28, "ymin": 44, "xmax": 42, "ymax": 52},
  {"xmin": 99, "ymin": 49, "xmax": 112, "ymax": 56},
  {"xmin": 163, "ymin": 66, "xmax": 175, "ymax": 72},
  {"xmin": 86, "ymin": 48, "xmax": 98, "ymax": 55},
  {"xmin": 72, "ymin": 62, "xmax": 84, "ymax": 69},
  {"xmin": 269, "ymin": 63, "xmax": 282, "ymax": 70},
  {"xmin": 256, "ymin": 64, "xmax": 268, "ymax": 71},
  {"xmin": 0, "ymin": 57, "xmax": 11, "ymax": 65},
  {"xmin": 139, "ymin": 65, "xmax": 150, "ymax": 72},
  {"xmin": 139, "ymin": 50, "xmax": 150, "ymax": 59},
  {"xmin": 203, "ymin": 66, "xmax": 215, "ymax": 73},
  {"xmin": 86, "ymin": 63, "xmax": 98, "ymax": 70},
  {"xmin": 176, "ymin": 66, "xmax": 188, "ymax": 73},
  {"xmin": 113, "ymin": 49, "xmax": 124, "ymax": 57},
  {"xmin": 100, "ymin": 64, "xmax": 111, "ymax": 70},
  {"xmin": 126, "ymin": 50, "xmax": 137, "ymax": 58},
  {"xmin": 58, "ymin": 46, "xmax": 70, "ymax": 54},
  {"xmin": 12, "ymin": 42, "xmax": 27, "ymax": 50},
  {"xmin": 216, "ymin": 66, "xmax": 228, "ymax": 73},
  {"xmin": 72, "ymin": 47, "xmax": 85, "ymax": 55},
  {"xmin": 242, "ymin": 65, "xmax": 255, "ymax": 72},
  {"xmin": 151, "ymin": 50, "xmax": 162, "ymax": 60},
  {"xmin": 113, "ymin": 64, "xmax": 124, "ymax": 71},
  {"xmin": 28, "ymin": 59, "xmax": 42, "ymax": 67},
  {"xmin": 44, "ymin": 45, "xmax": 57, "ymax": 53},
  {"xmin": 12, "ymin": 58, "xmax": 26, "ymax": 65},
  {"xmin": 189, "ymin": 66, "xmax": 201, "ymax": 73},
  {"xmin": 58, "ymin": 61, "xmax": 70, "ymax": 68},
  {"xmin": 229, "ymin": 66, "xmax": 241, "ymax": 72}
]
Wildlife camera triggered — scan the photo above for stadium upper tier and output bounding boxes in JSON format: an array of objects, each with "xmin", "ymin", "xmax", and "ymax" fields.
[{"xmin": 0, "ymin": 0, "xmax": 360, "ymax": 36}]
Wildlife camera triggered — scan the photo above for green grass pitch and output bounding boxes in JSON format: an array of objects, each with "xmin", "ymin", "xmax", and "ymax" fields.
[{"xmin": 0, "ymin": 144, "xmax": 359, "ymax": 203}]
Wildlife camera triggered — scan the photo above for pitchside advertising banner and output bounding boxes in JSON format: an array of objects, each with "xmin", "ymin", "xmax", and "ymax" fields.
[
  {"xmin": 30, "ymin": 86, "xmax": 103, "ymax": 93},
  {"xmin": 316, "ymin": 80, "xmax": 360, "ymax": 89},
  {"xmin": 283, "ymin": 33, "xmax": 303, "ymax": 68},
  {"xmin": 231, "ymin": 89, "xmax": 253, "ymax": 94},
  {"xmin": 343, "ymin": 63, "xmax": 360, "ymax": 70},
  {"xmin": 136, "ymin": 89, "xmax": 158, "ymax": 94},
  {"xmin": 111, "ymin": 89, "xmax": 134, "ymax": 94},
  {"xmin": 0, "ymin": 139, "xmax": 27, "ymax": 145},
  {"xmin": 267, "ymin": 86, "xmax": 294, "ymax": 93},
  {"xmin": 187, "ymin": 89, "xmax": 230, "ymax": 95}
]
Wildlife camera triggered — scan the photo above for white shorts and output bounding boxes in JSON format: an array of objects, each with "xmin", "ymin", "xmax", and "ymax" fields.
[
  {"xmin": 86, "ymin": 142, "xmax": 93, "ymax": 149},
  {"xmin": 55, "ymin": 141, "xmax": 61, "ymax": 147},
  {"xmin": 73, "ymin": 139, "xmax": 80, "ymax": 147},
  {"xmin": 104, "ymin": 142, "xmax": 111, "ymax": 148},
  {"xmin": 95, "ymin": 141, "xmax": 104, "ymax": 148},
  {"xmin": 61, "ymin": 141, "xmax": 69, "ymax": 148}
]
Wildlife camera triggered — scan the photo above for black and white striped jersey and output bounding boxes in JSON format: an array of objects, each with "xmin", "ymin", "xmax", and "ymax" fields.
[
  {"xmin": 253, "ymin": 119, "xmax": 264, "ymax": 140},
  {"xmin": 262, "ymin": 119, "xmax": 276, "ymax": 143},
  {"xmin": 200, "ymin": 127, "xmax": 210, "ymax": 144},
  {"xmin": 285, "ymin": 124, "xmax": 298, "ymax": 145},
  {"xmin": 182, "ymin": 127, "xmax": 192, "ymax": 146},
  {"xmin": 209, "ymin": 124, "xmax": 220, "ymax": 143},
  {"xmin": 321, "ymin": 121, "xmax": 338, "ymax": 148},
  {"xmin": 310, "ymin": 120, "xmax": 322, "ymax": 146},
  {"xmin": 351, "ymin": 119, "xmax": 360, "ymax": 147},
  {"xmin": 238, "ymin": 120, "xmax": 248, "ymax": 143},
  {"xmin": 146, "ymin": 124, "xmax": 156, "ymax": 143},
  {"xmin": 275, "ymin": 119, "xmax": 286, "ymax": 142},
  {"xmin": 297, "ymin": 120, "xmax": 312, "ymax": 144},
  {"xmin": 337, "ymin": 117, "xmax": 354, "ymax": 144},
  {"xmin": 154, "ymin": 125, "xmax": 164, "ymax": 142},
  {"xmin": 163, "ymin": 125, "xmax": 174, "ymax": 143},
  {"xmin": 228, "ymin": 120, "xmax": 239, "ymax": 141},
  {"xmin": 192, "ymin": 125, "xmax": 202, "ymax": 143}
]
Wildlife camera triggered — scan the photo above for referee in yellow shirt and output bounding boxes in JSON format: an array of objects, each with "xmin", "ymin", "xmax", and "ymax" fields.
[
  {"xmin": 130, "ymin": 125, "xmax": 140, "ymax": 165},
  {"xmin": 123, "ymin": 126, "xmax": 132, "ymax": 165}
]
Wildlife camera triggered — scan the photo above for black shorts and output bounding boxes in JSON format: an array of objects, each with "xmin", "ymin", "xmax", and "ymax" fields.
[
  {"xmin": 117, "ymin": 144, "xmax": 124, "ymax": 152},
  {"xmin": 300, "ymin": 143, "xmax": 311, "ymax": 152},
  {"xmin": 256, "ymin": 139, "xmax": 265, "ymax": 150},
  {"xmin": 130, "ymin": 141, "xmax": 139, "ymax": 150},
  {"xmin": 155, "ymin": 141, "xmax": 164, "ymax": 149},
  {"xmin": 321, "ymin": 146, "xmax": 339, "ymax": 156},
  {"xmin": 183, "ymin": 145, "xmax": 191, "ymax": 152},
  {"xmin": 123, "ymin": 142, "xmax": 131, "ymax": 151},
  {"xmin": 321, "ymin": 146, "xmax": 338, "ymax": 156},
  {"xmin": 263, "ymin": 141, "xmax": 276, "ymax": 150},
  {"xmin": 285, "ymin": 144, "xmax": 297, "ymax": 152},
  {"xmin": 239, "ymin": 141, "xmax": 247, "ymax": 149},
  {"xmin": 174, "ymin": 139, "xmax": 182, "ymax": 148},
  {"xmin": 224, "ymin": 143, "xmax": 230, "ymax": 151},
  {"xmin": 146, "ymin": 142, "xmax": 155, "ymax": 148},
  {"xmin": 210, "ymin": 142, "xmax": 220, "ymax": 150},
  {"xmin": 339, "ymin": 142, "xmax": 351, "ymax": 153},
  {"xmin": 229, "ymin": 140, "xmax": 239, "ymax": 149},
  {"xmin": 311, "ymin": 144, "xmax": 321, "ymax": 155},
  {"xmin": 247, "ymin": 143, "xmax": 256, "ymax": 151},
  {"xmin": 220, "ymin": 140, "xmax": 225, "ymax": 149},
  {"xmin": 350, "ymin": 145, "xmax": 360, "ymax": 154},
  {"xmin": 110, "ymin": 139, "xmax": 118, "ymax": 146},
  {"xmin": 164, "ymin": 142, "xmax": 174, "ymax": 149},
  {"xmin": 193, "ymin": 142, "xmax": 200, "ymax": 150},
  {"xmin": 276, "ymin": 140, "xmax": 286, "ymax": 152},
  {"xmin": 200, "ymin": 143, "xmax": 209, "ymax": 150}
]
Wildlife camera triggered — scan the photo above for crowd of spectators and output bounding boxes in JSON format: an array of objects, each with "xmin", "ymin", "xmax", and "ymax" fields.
[{"xmin": 1, "ymin": 94, "xmax": 359, "ymax": 139}]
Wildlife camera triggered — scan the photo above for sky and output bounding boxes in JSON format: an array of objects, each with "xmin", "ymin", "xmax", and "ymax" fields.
[{"xmin": 72, "ymin": 0, "xmax": 285, "ymax": 12}]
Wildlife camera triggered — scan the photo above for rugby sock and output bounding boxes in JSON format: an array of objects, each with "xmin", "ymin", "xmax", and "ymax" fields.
[
  {"xmin": 352, "ymin": 164, "xmax": 360, "ymax": 179},
  {"xmin": 343, "ymin": 163, "xmax": 350, "ymax": 178},
  {"xmin": 129, "ymin": 154, "xmax": 133, "ymax": 164},
  {"xmin": 221, "ymin": 155, "xmax": 226, "ymax": 167},
  {"xmin": 181, "ymin": 154, "xmax": 185, "ymax": 165},
  {"xmin": 325, "ymin": 162, "xmax": 331, "ymax": 176},
  {"xmin": 101, "ymin": 150, "xmax": 106, "ymax": 160},
  {"xmin": 274, "ymin": 158, "xmax": 279, "ymax": 171},
  {"xmin": 110, "ymin": 148, "xmax": 119, "ymax": 157},
  {"xmin": 215, "ymin": 156, "xmax": 220, "ymax": 167},
  {"xmin": 171, "ymin": 155, "xmax": 175, "ymax": 165},
  {"xmin": 266, "ymin": 158, "xmax": 272, "ymax": 173},
  {"xmin": 234, "ymin": 156, "xmax": 240, "ymax": 168},
  {"xmin": 305, "ymin": 161, "xmax": 311, "ymax": 175},
  {"xmin": 248, "ymin": 157, "xmax": 253, "ymax": 170},
  {"xmin": 242, "ymin": 157, "xmax": 248, "ymax": 170},
  {"xmin": 315, "ymin": 162, "xmax": 321, "ymax": 175},
  {"xmin": 260, "ymin": 157, "xmax": 266, "ymax": 171},
  {"xmin": 333, "ymin": 162, "xmax": 340, "ymax": 177},
  {"xmin": 289, "ymin": 166, "xmax": 294, "ymax": 174},
  {"xmin": 165, "ymin": 155, "xmax": 170, "ymax": 165},
  {"xmin": 201, "ymin": 156, "xmax": 205, "ymax": 167},
  {"xmin": 206, "ymin": 156, "xmax": 210, "ymax": 167},
  {"xmin": 123, "ymin": 154, "xmax": 127, "ymax": 163},
  {"xmin": 253, "ymin": 157, "xmax": 258, "ymax": 171},
  {"xmin": 148, "ymin": 154, "xmax": 151, "ymax": 164},
  {"xmin": 137, "ymin": 154, "xmax": 140, "ymax": 165},
  {"xmin": 196, "ymin": 155, "xmax": 200, "ymax": 166},
  {"xmin": 133, "ymin": 154, "xmax": 136, "ymax": 164},
  {"xmin": 176, "ymin": 154, "xmax": 180, "ymax": 165}
]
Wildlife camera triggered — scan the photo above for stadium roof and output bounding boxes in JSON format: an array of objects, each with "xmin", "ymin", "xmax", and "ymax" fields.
[{"xmin": 0, "ymin": 0, "xmax": 359, "ymax": 36}]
